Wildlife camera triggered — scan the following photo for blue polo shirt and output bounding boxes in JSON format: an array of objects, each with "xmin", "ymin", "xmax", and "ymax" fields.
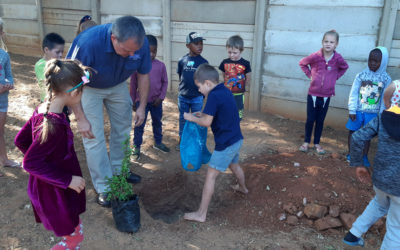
[
  {"xmin": 203, "ymin": 83, "xmax": 243, "ymax": 151},
  {"xmin": 66, "ymin": 23, "xmax": 151, "ymax": 89}
]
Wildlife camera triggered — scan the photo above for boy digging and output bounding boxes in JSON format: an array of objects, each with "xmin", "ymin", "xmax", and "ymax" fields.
[{"xmin": 183, "ymin": 64, "xmax": 248, "ymax": 223}]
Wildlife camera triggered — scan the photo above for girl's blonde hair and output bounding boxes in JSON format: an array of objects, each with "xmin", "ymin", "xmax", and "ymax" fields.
[
  {"xmin": 0, "ymin": 17, "xmax": 8, "ymax": 51},
  {"xmin": 322, "ymin": 29, "xmax": 339, "ymax": 43},
  {"xmin": 39, "ymin": 59, "xmax": 90, "ymax": 143}
]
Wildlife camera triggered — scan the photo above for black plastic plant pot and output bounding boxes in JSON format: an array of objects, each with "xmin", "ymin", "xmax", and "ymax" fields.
[{"xmin": 111, "ymin": 195, "xmax": 141, "ymax": 233}]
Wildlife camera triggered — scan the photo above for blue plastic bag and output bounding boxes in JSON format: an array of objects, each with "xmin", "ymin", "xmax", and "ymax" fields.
[{"xmin": 180, "ymin": 121, "xmax": 211, "ymax": 171}]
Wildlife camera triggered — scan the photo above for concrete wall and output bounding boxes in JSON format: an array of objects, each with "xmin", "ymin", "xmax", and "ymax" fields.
[
  {"xmin": 261, "ymin": 0, "xmax": 386, "ymax": 127},
  {"xmin": 170, "ymin": 0, "xmax": 255, "ymax": 109},
  {"xmin": 99, "ymin": 0, "xmax": 163, "ymax": 59},
  {"xmin": 0, "ymin": 0, "xmax": 41, "ymax": 56},
  {"xmin": 389, "ymin": 2, "xmax": 400, "ymax": 80}
]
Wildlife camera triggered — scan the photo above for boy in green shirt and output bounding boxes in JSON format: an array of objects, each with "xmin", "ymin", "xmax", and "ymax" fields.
[{"xmin": 35, "ymin": 33, "xmax": 65, "ymax": 102}]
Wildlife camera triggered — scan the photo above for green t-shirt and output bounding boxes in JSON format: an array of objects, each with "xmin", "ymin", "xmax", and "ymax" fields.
[{"xmin": 34, "ymin": 58, "xmax": 46, "ymax": 102}]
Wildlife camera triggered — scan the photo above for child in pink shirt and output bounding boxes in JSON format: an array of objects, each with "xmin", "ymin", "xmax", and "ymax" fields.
[{"xmin": 299, "ymin": 30, "xmax": 349, "ymax": 154}]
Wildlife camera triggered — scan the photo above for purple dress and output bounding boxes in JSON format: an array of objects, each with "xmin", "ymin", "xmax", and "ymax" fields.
[{"xmin": 14, "ymin": 111, "xmax": 86, "ymax": 237}]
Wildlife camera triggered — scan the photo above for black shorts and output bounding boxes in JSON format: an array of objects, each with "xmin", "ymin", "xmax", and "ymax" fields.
[{"xmin": 233, "ymin": 93, "xmax": 244, "ymax": 120}]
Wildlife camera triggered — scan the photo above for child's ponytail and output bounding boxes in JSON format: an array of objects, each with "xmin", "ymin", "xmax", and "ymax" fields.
[
  {"xmin": 40, "ymin": 92, "xmax": 53, "ymax": 144},
  {"xmin": 39, "ymin": 59, "xmax": 61, "ymax": 144}
]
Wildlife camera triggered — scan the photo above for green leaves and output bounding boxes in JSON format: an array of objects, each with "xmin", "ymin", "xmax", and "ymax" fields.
[{"xmin": 106, "ymin": 137, "xmax": 134, "ymax": 201}]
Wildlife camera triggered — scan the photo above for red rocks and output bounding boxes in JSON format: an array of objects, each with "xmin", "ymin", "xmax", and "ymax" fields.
[
  {"xmin": 283, "ymin": 203, "xmax": 297, "ymax": 215},
  {"xmin": 340, "ymin": 213, "xmax": 357, "ymax": 229},
  {"xmin": 287, "ymin": 215, "xmax": 298, "ymax": 225},
  {"xmin": 329, "ymin": 205, "xmax": 340, "ymax": 218},
  {"xmin": 314, "ymin": 216, "xmax": 343, "ymax": 231},
  {"xmin": 304, "ymin": 204, "xmax": 327, "ymax": 219},
  {"xmin": 306, "ymin": 219, "xmax": 314, "ymax": 226}
]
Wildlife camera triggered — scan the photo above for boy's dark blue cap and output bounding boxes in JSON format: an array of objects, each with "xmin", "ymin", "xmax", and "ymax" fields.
[
  {"xmin": 186, "ymin": 32, "xmax": 205, "ymax": 44},
  {"xmin": 79, "ymin": 15, "xmax": 92, "ymax": 25}
]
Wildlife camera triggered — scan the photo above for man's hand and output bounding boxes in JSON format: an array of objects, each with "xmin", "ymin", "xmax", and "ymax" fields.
[
  {"xmin": 70, "ymin": 102, "xmax": 95, "ymax": 139},
  {"xmin": 183, "ymin": 112, "xmax": 193, "ymax": 121},
  {"xmin": 68, "ymin": 176, "xmax": 86, "ymax": 193},
  {"xmin": 136, "ymin": 73, "xmax": 150, "ymax": 127},
  {"xmin": 349, "ymin": 114, "xmax": 356, "ymax": 121},
  {"xmin": 77, "ymin": 116, "xmax": 95, "ymax": 139},
  {"xmin": 153, "ymin": 98, "xmax": 163, "ymax": 107},
  {"xmin": 134, "ymin": 105, "xmax": 145, "ymax": 127},
  {"xmin": 356, "ymin": 167, "xmax": 371, "ymax": 184}
]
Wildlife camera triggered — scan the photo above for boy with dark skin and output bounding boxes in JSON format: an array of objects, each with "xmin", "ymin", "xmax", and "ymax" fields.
[
  {"xmin": 346, "ymin": 47, "xmax": 391, "ymax": 166},
  {"xmin": 130, "ymin": 35, "xmax": 169, "ymax": 160},
  {"xmin": 176, "ymin": 32, "xmax": 208, "ymax": 150}
]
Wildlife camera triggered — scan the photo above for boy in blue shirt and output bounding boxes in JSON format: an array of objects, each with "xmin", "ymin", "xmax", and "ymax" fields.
[
  {"xmin": 176, "ymin": 32, "xmax": 208, "ymax": 150},
  {"xmin": 183, "ymin": 64, "xmax": 248, "ymax": 223}
]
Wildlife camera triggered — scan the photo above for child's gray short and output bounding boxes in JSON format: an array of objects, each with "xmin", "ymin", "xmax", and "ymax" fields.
[{"xmin": 209, "ymin": 139, "xmax": 243, "ymax": 172}]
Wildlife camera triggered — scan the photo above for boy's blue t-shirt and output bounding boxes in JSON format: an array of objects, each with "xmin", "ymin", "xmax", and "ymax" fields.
[
  {"xmin": 203, "ymin": 83, "xmax": 243, "ymax": 151},
  {"xmin": 177, "ymin": 54, "xmax": 208, "ymax": 98}
]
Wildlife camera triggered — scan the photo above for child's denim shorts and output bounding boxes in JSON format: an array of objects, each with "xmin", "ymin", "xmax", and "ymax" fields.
[
  {"xmin": 209, "ymin": 139, "xmax": 243, "ymax": 172},
  {"xmin": 0, "ymin": 92, "xmax": 9, "ymax": 112},
  {"xmin": 346, "ymin": 111, "xmax": 377, "ymax": 131}
]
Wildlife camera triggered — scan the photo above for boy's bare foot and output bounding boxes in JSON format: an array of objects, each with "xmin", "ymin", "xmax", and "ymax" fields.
[
  {"xmin": 184, "ymin": 211, "xmax": 206, "ymax": 223},
  {"xmin": 230, "ymin": 184, "xmax": 249, "ymax": 194}
]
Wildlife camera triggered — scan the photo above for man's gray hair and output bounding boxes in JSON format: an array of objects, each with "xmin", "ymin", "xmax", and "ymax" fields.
[{"xmin": 112, "ymin": 16, "xmax": 145, "ymax": 45}]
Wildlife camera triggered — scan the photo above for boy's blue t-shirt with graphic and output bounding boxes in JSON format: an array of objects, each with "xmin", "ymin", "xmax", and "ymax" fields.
[
  {"xmin": 203, "ymin": 83, "xmax": 243, "ymax": 151},
  {"xmin": 177, "ymin": 54, "xmax": 208, "ymax": 98},
  {"xmin": 348, "ymin": 46, "xmax": 391, "ymax": 114}
]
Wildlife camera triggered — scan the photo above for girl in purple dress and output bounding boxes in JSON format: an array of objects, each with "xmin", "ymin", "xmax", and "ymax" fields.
[{"xmin": 15, "ymin": 59, "xmax": 90, "ymax": 250}]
